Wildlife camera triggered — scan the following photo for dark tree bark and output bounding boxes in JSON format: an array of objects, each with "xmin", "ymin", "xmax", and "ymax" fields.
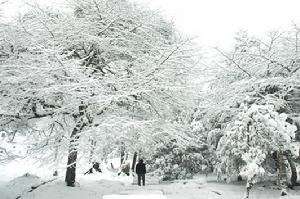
[
  {"xmin": 274, "ymin": 151, "xmax": 288, "ymax": 196},
  {"xmin": 88, "ymin": 139, "xmax": 96, "ymax": 164},
  {"xmin": 120, "ymin": 142, "xmax": 125, "ymax": 165},
  {"xmin": 285, "ymin": 151, "xmax": 297, "ymax": 187},
  {"xmin": 244, "ymin": 176, "xmax": 255, "ymax": 199},
  {"xmin": 84, "ymin": 162, "xmax": 102, "ymax": 175},
  {"xmin": 132, "ymin": 152, "xmax": 137, "ymax": 172},
  {"xmin": 8, "ymin": 130, "xmax": 17, "ymax": 142},
  {"xmin": 65, "ymin": 125, "xmax": 80, "ymax": 186},
  {"xmin": 65, "ymin": 102, "xmax": 87, "ymax": 187}
]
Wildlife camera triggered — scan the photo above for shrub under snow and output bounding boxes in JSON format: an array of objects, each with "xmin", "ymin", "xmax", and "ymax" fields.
[{"xmin": 217, "ymin": 103, "xmax": 297, "ymax": 182}]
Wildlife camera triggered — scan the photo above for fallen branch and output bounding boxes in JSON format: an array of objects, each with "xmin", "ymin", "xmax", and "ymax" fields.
[{"xmin": 211, "ymin": 190, "xmax": 222, "ymax": 195}]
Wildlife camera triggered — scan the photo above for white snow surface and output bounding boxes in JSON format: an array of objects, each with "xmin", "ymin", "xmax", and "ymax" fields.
[
  {"xmin": 1, "ymin": 171, "xmax": 300, "ymax": 199},
  {"xmin": 0, "ymin": 161, "xmax": 300, "ymax": 199},
  {"xmin": 103, "ymin": 195, "xmax": 167, "ymax": 199}
]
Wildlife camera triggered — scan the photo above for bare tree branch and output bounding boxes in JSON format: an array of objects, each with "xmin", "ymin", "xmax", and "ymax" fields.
[{"xmin": 215, "ymin": 47, "xmax": 252, "ymax": 78}]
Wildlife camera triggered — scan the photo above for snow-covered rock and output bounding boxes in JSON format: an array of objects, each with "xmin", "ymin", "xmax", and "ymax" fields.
[{"xmin": 0, "ymin": 173, "xmax": 43, "ymax": 199}]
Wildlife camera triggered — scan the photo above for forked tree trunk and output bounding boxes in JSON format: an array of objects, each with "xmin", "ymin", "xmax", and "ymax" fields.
[{"xmin": 132, "ymin": 152, "xmax": 137, "ymax": 172}]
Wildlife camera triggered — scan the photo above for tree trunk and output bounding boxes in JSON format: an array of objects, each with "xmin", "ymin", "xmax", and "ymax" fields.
[
  {"xmin": 275, "ymin": 151, "xmax": 288, "ymax": 196},
  {"xmin": 9, "ymin": 130, "xmax": 17, "ymax": 142},
  {"xmin": 244, "ymin": 177, "xmax": 255, "ymax": 199},
  {"xmin": 53, "ymin": 137, "xmax": 62, "ymax": 176},
  {"xmin": 132, "ymin": 152, "xmax": 137, "ymax": 172},
  {"xmin": 285, "ymin": 151, "xmax": 297, "ymax": 186},
  {"xmin": 53, "ymin": 149, "xmax": 58, "ymax": 176},
  {"xmin": 120, "ymin": 142, "xmax": 125, "ymax": 165},
  {"xmin": 65, "ymin": 126, "xmax": 80, "ymax": 186},
  {"xmin": 89, "ymin": 138, "xmax": 96, "ymax": 164},
  {"xmin": 65, "ymin": 102, "xmax": 87, "ymax": 187}
]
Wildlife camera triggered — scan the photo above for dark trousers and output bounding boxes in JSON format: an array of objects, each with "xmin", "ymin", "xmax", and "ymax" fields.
[{"xmin": 137, "ymin": 174, "xmax": 145, "ymax": 186}]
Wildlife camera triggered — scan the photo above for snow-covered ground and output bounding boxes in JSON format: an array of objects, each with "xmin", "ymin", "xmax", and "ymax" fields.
[
  {"xmin": 0, "ymin": 156, "xmax": 300, "ymax": 199},
  {"xmin": 1, "ymin": 166, "xmax": 300, "ymax": 199}
]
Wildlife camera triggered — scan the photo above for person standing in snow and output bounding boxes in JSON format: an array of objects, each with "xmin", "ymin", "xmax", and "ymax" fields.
[{"xmin": 135, "ymin": 159, "xmax": 146, "ymax": 186}]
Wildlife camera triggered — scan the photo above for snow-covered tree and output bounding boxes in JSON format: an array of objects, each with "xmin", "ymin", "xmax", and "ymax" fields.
[
  {"xmin": 0, "ymin": 0, "xmax": 198, "ymax": 186},
  {"xmin": 149, "ymin": 139, "xmax": 205, "ymax": 180},
  {"xmin": 216, "ymin": 103, "xmax": 297, "ymax": 198},
  {"xmin": 191, "ymin": 27, "xmax": 300, "ymax": 196}
]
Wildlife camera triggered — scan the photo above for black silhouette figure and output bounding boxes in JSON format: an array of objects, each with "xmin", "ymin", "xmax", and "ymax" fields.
[{"xmin": 135, "ymin": 159, "xmax": 146, "ymax": 186}]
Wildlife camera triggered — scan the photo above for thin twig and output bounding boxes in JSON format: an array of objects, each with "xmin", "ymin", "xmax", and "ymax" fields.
[{"xmin": 215, "ymin": 47, "xmax": 252, "ymax": 77}]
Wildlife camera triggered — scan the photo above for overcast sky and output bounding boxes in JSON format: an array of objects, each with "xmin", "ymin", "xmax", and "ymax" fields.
[{"xmin": 2, "ymin": 0, "xmax": 300, "ymax": 50}]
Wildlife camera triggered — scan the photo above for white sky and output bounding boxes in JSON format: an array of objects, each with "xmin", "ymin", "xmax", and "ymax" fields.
[{"xmin": 2, "ymin": 0, "xmax": 300, "ymax": 50}]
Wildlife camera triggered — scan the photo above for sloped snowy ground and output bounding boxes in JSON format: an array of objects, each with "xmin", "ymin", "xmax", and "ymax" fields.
[
  {"xmin": 0, "ymin": 174, "xmax": 128, "ymax": 199},
  {"xmin": 1, "ymin": 171, "xmax": 300, "ymax": 199},
  {"xmin": 0, "ymin": 173, "xmax": 44, "ymax": 199},
  {"xmin": 1, "ymin": 158, "xmax": 300, "ymax": 199}
]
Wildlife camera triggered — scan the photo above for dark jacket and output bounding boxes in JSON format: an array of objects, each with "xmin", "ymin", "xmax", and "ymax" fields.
[{"xmin": 135, "ymin": 162, "xmax": 146, "ymax": 174}]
